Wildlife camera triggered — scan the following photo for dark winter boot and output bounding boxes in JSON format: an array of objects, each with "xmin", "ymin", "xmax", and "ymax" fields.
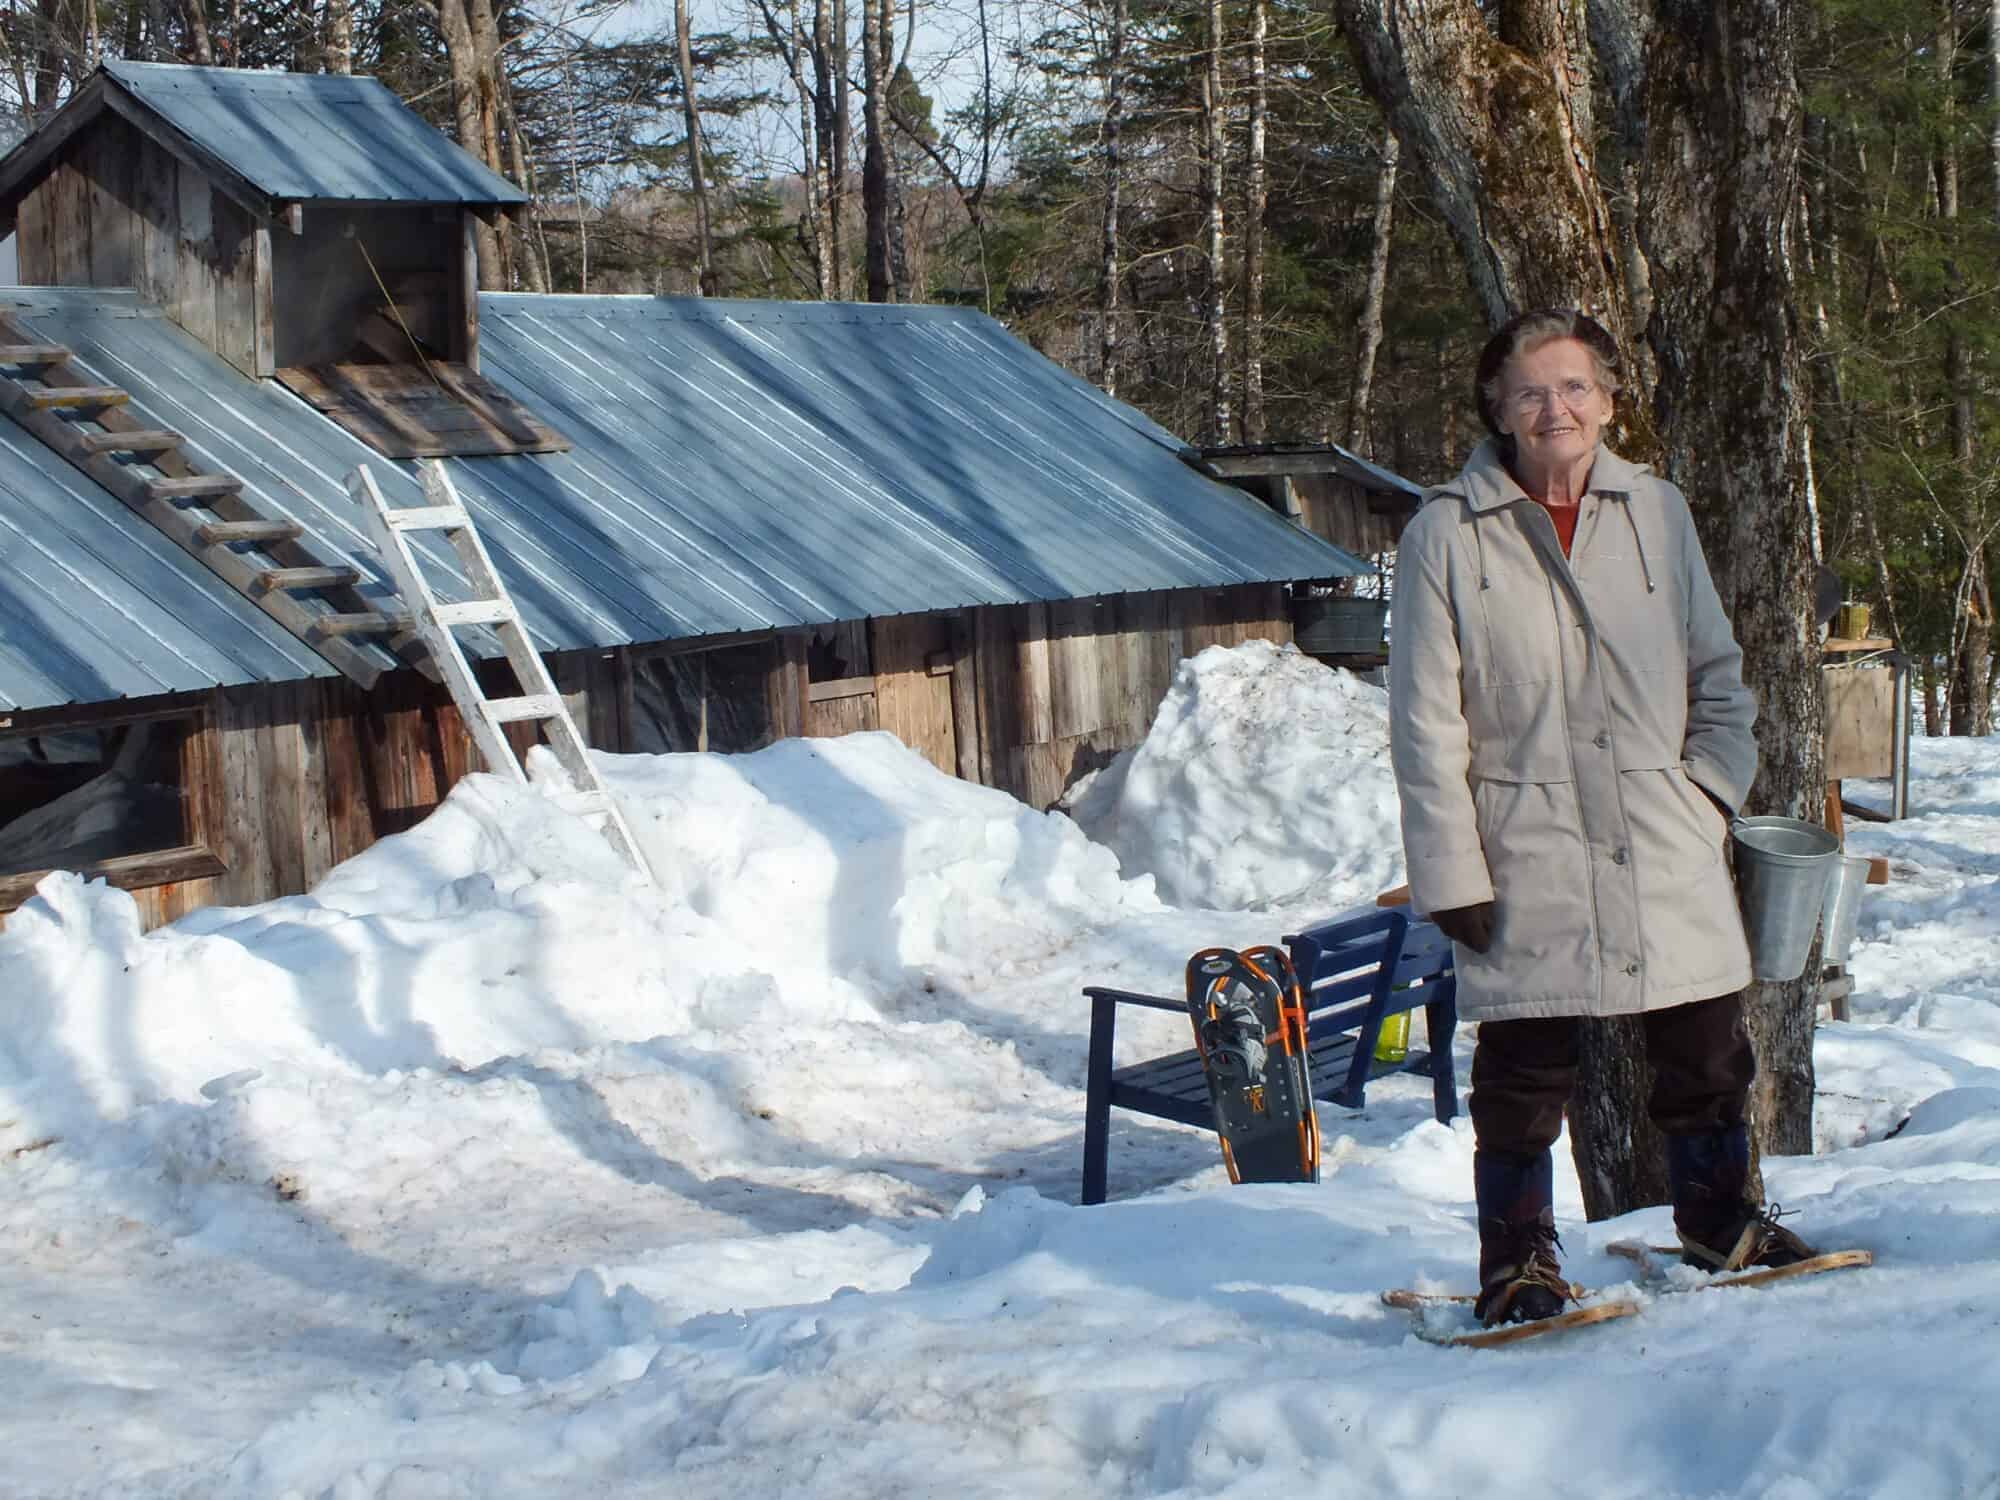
[
  {"xmin": 1667, "ymin": 1124, "xmax": 1819, "ymax": 1271},
  {"xmin": 1472, "ymin": 1149, "xmax": 1570, "ymax": 1327}
]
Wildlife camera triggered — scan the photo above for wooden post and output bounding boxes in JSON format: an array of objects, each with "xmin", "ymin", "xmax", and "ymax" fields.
[{"xmin": 452, "ymin": 209, "xmax": 480, "ymax": 370}]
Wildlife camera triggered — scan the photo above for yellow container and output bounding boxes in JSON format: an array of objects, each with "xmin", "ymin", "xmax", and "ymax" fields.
[
  {"xmin": 1834, "ymin": 602, "xmax": 1871, "ymax": 641},
  {"xmin": 1374, "ymin": 1009, "xmax": 1411, "ymax": 1064}
]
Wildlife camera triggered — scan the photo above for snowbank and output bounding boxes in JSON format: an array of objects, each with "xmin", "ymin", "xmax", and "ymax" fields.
[
  {"xmin": 1064, "ymin": 640, "xmax": 1405, "ymax": 909},
  {"xmin": 0, "ymin": 732, "xmax": 1156, "ymax": 1142}
]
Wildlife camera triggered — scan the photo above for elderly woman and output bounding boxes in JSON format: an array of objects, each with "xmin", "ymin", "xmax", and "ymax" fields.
[{"xmin": 1388, "ymin": 309, "xmax": 1816, "ymax": 1327}]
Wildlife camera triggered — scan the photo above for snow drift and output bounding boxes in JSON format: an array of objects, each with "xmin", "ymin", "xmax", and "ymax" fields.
[{"xmin": 1063, "ymin": 640, "xmax": 1405, "ymax": 910}]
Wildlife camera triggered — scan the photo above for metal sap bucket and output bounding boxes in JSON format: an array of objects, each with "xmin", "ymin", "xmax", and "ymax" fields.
[
  {"xmin": 1731, "ymin": 816, "xmax": 1842, "ymax": 982},
  {"xmin": 1819, "ymin": 854, "xmax": 1872, "ymax": 968}
]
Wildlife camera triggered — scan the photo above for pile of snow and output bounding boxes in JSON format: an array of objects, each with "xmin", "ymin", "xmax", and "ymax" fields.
[
  {"xmin": 0, "ymin": 731, "xmax": 1156, "ymax": 1145},
  {"xmin": 1064, "ymin": 640, "xmax": 1405, "ymax": 909}
]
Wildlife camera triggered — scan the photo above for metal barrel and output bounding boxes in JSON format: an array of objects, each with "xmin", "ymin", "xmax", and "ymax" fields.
[
  {"xmin": 1819, "ymin": 853, "xmax": 1873, "ymax": 968},
  {"xmin": 1730, "ymin": 816, "xmax": 1842, "ymax": 982}
]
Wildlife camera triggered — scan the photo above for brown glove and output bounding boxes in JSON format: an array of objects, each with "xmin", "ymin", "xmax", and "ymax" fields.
[{"xmin": 1430, "ymin": 901, "xmax": 1497, "ymax": 955}]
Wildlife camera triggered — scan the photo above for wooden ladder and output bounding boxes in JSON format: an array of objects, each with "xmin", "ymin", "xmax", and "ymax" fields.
[
  {"xmin": 349, "ymin": 459, "xmax": 655, "ymax": 884},
  {"xmin": 0, "ymin": 310, "xmax": 413, "ymax": 687}
]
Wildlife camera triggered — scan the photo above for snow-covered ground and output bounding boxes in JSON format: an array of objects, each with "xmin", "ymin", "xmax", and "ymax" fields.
[{"xmin": 4, "ymin": 644, "xmax": 1998, "ymax": 1500}]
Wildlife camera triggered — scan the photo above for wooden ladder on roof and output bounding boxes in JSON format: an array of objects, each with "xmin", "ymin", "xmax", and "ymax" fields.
[
  {"xmin": 0, "ymin": 310, "xmax": 413, "ymax": 688},
  {"xmin": 349, "ymin": 459, "xmax": 655, "ymax": 884}
]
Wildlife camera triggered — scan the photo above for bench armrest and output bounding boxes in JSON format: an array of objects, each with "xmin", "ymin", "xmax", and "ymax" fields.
[{"xmin": 1080, "ymin": 986, "xmax": 1185, "ymax": 1015}]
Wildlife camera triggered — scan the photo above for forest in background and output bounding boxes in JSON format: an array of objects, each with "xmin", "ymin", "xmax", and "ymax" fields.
[{"xmin": 0, "ymin": 0, "xmax": 1990, "ymax": 743}]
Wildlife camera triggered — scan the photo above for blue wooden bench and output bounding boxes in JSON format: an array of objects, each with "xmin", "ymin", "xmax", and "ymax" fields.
[{"xmin": 1079, "ymin": 906, "xmax": 1459, "ymax": 1205}]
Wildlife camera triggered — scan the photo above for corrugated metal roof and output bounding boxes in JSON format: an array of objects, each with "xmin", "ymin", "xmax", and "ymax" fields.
[
  {"xmin": 0, "ymin": 386, "xmax": 338, "ymax": 713},
  {"xmin": 0, "ymin": 290, "xmax": 1365, "ymax": 707},
  {"xmin": 102, "ymin": 60, "xmax": 528, "ymax": 206}
]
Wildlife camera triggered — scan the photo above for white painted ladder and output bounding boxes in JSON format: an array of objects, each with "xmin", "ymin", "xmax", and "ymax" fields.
[{"xmin": 350, "ymin": 459, "xmax": 654, "ymax": 884}]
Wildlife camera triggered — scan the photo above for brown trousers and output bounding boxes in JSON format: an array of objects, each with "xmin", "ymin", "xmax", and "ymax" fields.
[{"xmin": 1469, "ymin": 991, "xmax": 1756, "ymax": 1156}]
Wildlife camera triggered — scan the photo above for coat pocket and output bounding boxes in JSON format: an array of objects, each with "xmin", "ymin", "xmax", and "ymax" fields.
[{"xmin": 1469, "ymin": 778, "xmax": 1598, "ymax": 976}]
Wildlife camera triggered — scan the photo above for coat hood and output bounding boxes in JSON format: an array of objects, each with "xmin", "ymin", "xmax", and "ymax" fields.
[{"xmin": 1427, "ymin": 439, "xmax": 1656, "ymax": 514}]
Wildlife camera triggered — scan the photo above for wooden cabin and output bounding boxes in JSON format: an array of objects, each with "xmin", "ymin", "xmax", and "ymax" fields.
[{"xmin": 0, "ymin": 63, "xmax": 1370, "ymax": 929}]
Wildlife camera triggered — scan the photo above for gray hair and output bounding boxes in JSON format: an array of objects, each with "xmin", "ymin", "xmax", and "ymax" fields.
[{"xmin": 1473, "ymin": 309, "xmax": 1624, "ymax": 438}]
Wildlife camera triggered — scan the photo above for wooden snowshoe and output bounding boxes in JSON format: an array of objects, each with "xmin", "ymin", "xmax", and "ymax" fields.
[
  {"xmin": 1382, "ymin": 1287, "xmax": 1642, "ymax": 1348},
  {"xmin": 1606, "ymin": 1239, "xmax": 1872, "ymax": 1291},
  {"xmin": 1185, "ymin": 945, "xmax": 1318, "ymax": 1186}
]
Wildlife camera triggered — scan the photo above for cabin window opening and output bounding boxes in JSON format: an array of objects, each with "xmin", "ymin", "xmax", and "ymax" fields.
[
  {"xmin": 626, "ymin": 641, "xmax": 776, "ymax": 755},
  {"xmin": 0, "ymin": 713, "xmax": 197, "ymax": 877}
]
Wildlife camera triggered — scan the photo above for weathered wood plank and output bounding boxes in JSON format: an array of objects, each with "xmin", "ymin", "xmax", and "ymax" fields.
[
  {"xmin": 15, "ymin": 176, "xmax": 50, "ymax": 284},
  {"xmin": 135, "ymin": 133, "xmax": 180, "ymax": 307},
  {"xmin": 1048, "ymin": 595, "xmax": 1108, "ymax": 741},
  {"xmin": 252, "ymin": 220, "xmax": 275, "ymax": 377},
  {"xmin": 452, "ymin": 209, "xmax": 479, "ymax": 368},
  {"xmin": 174, "ymin": 157, "xmax": 217, "ymax": 351},
  {"xmin": 316, "ymin": 680, "xmax": 376, "ymax": 865},
  {"xmin": 971, "ymin": 605, "xmax": 1023, "ymax": 797},
  {"xmin": 259, "ymin": 682, "xmax": 310, "ymax": 899},
  {"xmin": 50, "ymin": 151, "xmax": 91, "ymax": 285},
  {"xmin": 213, "ymin": 684, "xmax": 275, "ymax": 905},
  {"xmin": 78, "ymin": 428, "xmax": 183, "ymax": 455},
  {"xmin": 85, "ymin": 116, "xmax": 137, "ymax": 287},
  {"xmin": 211, "ymin": 191, "xmax": 259, "ymax": 377},
  {"xmin": 872, "ymin": 612, "xmax": 956, "ymax": 774},
  {"xmin": 766, "ymin": 630, "xmax": 809, "ymax": 741},
  {"xmin": 0, "ymin": 845, "xmax": 228, "ymax": 914},
  {"xmin": 946, "ymin": 610, "xmax": 980, "ymax": 784},
  {"xmin": 1824, "ymin": 666, "xmax": 1895, "ymax": 781},
  {"xmin": 808, "ymin": 690, "xmax": 877, "ymax": 738},
  {"xmin": 1016, "ymin": 601, "xmax": 1055, "ymax": 746}
]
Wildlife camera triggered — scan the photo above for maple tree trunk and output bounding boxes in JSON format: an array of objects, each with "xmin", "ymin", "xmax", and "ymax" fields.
[{"xmin": 1640, "ymin": 0, "xmax": 1820, "ymax": 1162}]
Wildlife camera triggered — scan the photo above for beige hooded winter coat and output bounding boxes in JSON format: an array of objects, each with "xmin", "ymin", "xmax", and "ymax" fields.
[{"xmin": 1388, "ymin": 439, "xmax": 1758, "ymax": 1021}]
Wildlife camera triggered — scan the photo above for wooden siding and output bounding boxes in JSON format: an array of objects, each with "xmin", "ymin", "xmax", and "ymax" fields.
[
  {"xmin": 808, "ymin": 583, "xmax": 1292, "ymax": 810},
  {"xmin": 3, "ymin": 583, "xmax": 1291, "ymax": 932},
  {"xmin": 15, "ymin": 115, "xmax": 273, "ymax": 377},
  {"xmin": 1291, "ymin": 474, "xmax": 1405, "ymax": 556}
]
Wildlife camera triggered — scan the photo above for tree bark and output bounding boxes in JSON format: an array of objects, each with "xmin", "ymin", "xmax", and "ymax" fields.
[
  {"xmin": 834, "ymin": 0, "xmax": 855, "ymax": 298},
  {"xmin": 1641, "ymin": 0, "xmax": 1820, "ymax": 1161},
  {"xmin": 861, "ymin": 0, "xmax": 892, "ymax": 301},
  {"xmin": 1334, "ymin": 0, "xmax": 1652, "ymax": 453},
  {"xmin": 882, "ymin": 0, "xmax": 913, "ymax": 301},
  {"xmin": 1344, "ymin": 129, "xmax": 1398, "ymax": 456},
  {"xmin": 675, "ymin": 0, "xmax": 718, "ymax": 296},
  {"xmin": 1337, "ymin": 0, "xmax": 1821, "ymax": 1215},
  {"xmin": 464, "ymin": 0, "xmax": 510, "ymax": 285},
  {"xmin": 1241, "ymin": 0, "xmax": 1269, "ymax": 443},
  {"xmin": 1202, "ymin": 0, "xmax": 1230, "ymax": 441},
  {"xmin": 438, "ymin": 0, "xmax": 501, "ymax": 288},
  {"xmin": 1099, "ymin": 0, "xmax": 1127, "ymax": 397},
  {"xmin": 323, "ymin": 0, "xmax": 352, "ymax": 72}
]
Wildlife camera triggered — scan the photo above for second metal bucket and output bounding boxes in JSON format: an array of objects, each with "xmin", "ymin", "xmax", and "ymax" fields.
[
  {"xmin": 1731, "ymin": 816, "xmax": 1842, "ymax": 982},
  {"xmin": 1819, "ymin": 853, "xmax": 1873, "ymax": 968}
]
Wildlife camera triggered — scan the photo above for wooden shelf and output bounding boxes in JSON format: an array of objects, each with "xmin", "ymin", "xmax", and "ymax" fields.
[{"xmin": 1823, "ymin": 637, "xmax": 1894, "ymax": 653}]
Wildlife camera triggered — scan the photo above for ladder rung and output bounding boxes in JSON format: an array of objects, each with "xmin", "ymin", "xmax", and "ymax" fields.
[
  {"xmin": 311, "ymin": 610, "xmax": 414, "ymax": 638},
  {"xmin": 433, "ymin": 599, "xmax": 512, "ymax": 628},
  {"xmin": 196, "ymin": 519, "xmax": 303, "ymax": 546},
  {"xmin": 483, "ymin": 693, "xmax": 564, "ymax": 724},
  {"xmin": 80, "ymin": 428, "xmax": 183, "ymax": 455},
  {"xmin": 29, "ymin": 385, "xmax": 127, "ymax": 410},
  {"xmin": 0, "ymin": 342, "xmax": 70, "ymax": 365},
  {"xmin": 382, "ymin": 504, "xmax": 471, "ymax": 531},
  {"xmin": 144, "ymin": 474, "xmax": 243, "ymax": 502},
  {"xmin": 255, "ymin": 565, "xmax": 361, "ymax": 594}
]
